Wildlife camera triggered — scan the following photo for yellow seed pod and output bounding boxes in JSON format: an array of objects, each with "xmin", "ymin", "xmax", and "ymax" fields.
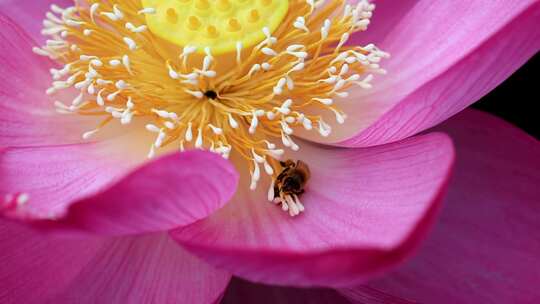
[{"xmin": 141, "ymin": 0, "xmax": 289, "ymax": 54}]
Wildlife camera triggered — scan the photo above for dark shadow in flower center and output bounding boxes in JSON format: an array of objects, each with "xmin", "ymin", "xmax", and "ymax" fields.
[{"xmin": 204, "ymin": 90, "xmax": 218, "ymax": 100}]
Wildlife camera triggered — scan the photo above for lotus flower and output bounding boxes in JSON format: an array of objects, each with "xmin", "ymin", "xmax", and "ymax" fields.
[{"xmin": 0, "ymin": 0, "xmax": 538, "ymax": 303}]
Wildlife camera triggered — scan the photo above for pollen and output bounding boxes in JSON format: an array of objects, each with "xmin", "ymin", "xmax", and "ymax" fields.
[
  {"xmin": 141, "ymin": 0, "xmax": 289, "ymax": 54},
  {"xmin": 34, "ymin": 0, "xmax": 388, "ymax": 217}
]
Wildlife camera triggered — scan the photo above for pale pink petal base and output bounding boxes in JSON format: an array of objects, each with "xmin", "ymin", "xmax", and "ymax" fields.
[
  {"xmin": 0, "ymin": 12, "xmax": 97, "ymax": 147},
  {"xmin": 172, "ymin": 133, "xmax": 454, "ymax": 287},
  {"xmin": 0, "ymin": 0, "xmax": 71, "ymax": 43},
  {"xmin": 0, "ymin": 217, "xmax": 231, "ymax": 304},
  {"xmin": 340, "ymin": 110, "xmax": 540, "ymax": 303},
  {"xmin": 221, "ymin": 278, "xmax": 351, "ymax": 304}
]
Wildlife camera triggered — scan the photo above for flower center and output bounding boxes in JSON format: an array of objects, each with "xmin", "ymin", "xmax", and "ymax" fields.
[
  {"xmin": 204, "ymin": 89, "xmax": 218, "ymax": 100},
  {"xmin": 141, "ymin": 0, "xmax": 289, "ymax": 54},
  {"xmin": 34, "ymin": 0, "xmax": 387, "ymax": 217}
]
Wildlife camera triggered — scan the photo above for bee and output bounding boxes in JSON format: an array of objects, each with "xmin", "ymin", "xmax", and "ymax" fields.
[{"xmin": 273, "ymin": 159, "xmax": 311, "ymax": 199}]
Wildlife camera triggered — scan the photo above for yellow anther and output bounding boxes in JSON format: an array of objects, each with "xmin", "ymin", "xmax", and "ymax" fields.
[
  {"xmin": 248, "ymin": 9, "xmax": 260, "ymax": 23},
  {"xmin": 187, "ymin": 15, "xmax": 201, "ymax": 30},
  {"xmin": 142, "ymin": 0, "xmax": 289, "ymax": 54},
  {"xmin": 228, "ymin": 18, "xmax": 241, "ymax": 32},
  {"xmin": 206, "ymin": 25, "xmax": 219, "ymax": 38},
  {"xmin": 166, "ymin": 8, "xmax": 178, "ymax": 24}
]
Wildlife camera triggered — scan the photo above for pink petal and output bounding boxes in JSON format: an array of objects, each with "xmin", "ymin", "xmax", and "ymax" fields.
[
  {"xmin": 221, "ymin": 278, "xmax": 351, "ymax": 304},
  {"xmin": 171, "ymin": 133, "xmax": 454, "ymax": 287},
  {"xmin": 0, "ymin": 217, "xmax": 230, "ymax": 303},
  {"xmin": 0, "ymin": 0, "xmax": 70, "ymax": 43},
  {"xmin": 337, "ymin": 285, "xmax": 417, "ymax": 303},
  {"xmin": 0, "ymin": 12, "xmax": 96, "ymax": 147},
  {"xmin": 50, "ymin": 233, "xmax": 231, "ymax": 304},
  {"xmin": 340, "ymin": 109, "xmax": 540, "ymax": 303},
  {"xmin": 314, "ymin": 0, "xmax": 540, "ymax": 146},
  {"xmin": 0, "ymin": 218, "xmax": 107, "ymax": 303},
  {"xmin": 1, "ymin": 148, "xmax": 238, "ymax": 236}
]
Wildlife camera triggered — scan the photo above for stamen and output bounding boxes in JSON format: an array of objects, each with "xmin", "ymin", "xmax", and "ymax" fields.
[{"xmin": 38, "ymin": 0, "xmax": 386, "ymax": 217}]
